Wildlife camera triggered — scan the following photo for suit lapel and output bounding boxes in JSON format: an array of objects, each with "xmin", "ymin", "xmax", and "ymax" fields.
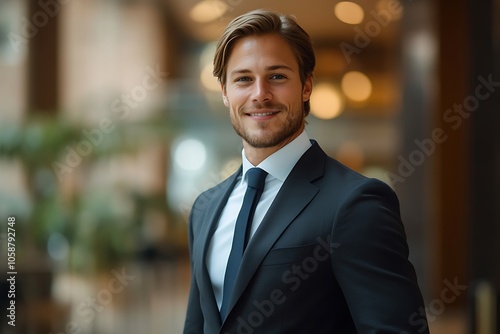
[
  {"xmin": 224, "ymin": 142, "xmax": 327, "ymax": 318},
  {"xmin": 193, "ymin": 167, "xmax": 242, "ymax": 327}
]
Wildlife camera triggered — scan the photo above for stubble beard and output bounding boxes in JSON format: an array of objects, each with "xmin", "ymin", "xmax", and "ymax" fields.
[{"xmin": 231, "ymin": 104, "xmax": 304, "ymax": 149}]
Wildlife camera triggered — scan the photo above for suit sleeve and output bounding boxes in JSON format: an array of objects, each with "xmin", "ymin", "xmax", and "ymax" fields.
[
  {"xmin": 183, "ymin": 200, "xmax": 204, "ymax": 334},
  {"xmin": 330, "ymin": 178, "xmax": 429, "ymax": 334}
]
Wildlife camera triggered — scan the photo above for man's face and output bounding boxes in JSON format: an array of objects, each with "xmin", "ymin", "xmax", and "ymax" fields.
[{"xmin": 222, "ymin": 33, "xmax": 312, "ymax": 150}]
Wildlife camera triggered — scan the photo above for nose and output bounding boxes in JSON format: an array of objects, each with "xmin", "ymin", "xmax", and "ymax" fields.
[{"xmin": 251, "ymin": 78, "xmax": 272, "ymax": 103}]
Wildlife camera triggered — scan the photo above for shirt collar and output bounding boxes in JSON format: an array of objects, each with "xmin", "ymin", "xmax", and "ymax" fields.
[{"xmin": 241, "ymin": 131, "xmax": 312, "ymax": 182}]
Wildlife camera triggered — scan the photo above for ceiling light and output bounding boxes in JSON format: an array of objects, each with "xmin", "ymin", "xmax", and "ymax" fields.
[
  {"xmin": 310, "ymin": 83, "xmax": 344, "ymax": 120},
  {"xmin": 341, "ymin": 71, "xmax": 372, "ymax": 102},
  {"xmin": 190, "ymin": 0, "xmax": 228, "ymax": 23},
  {"xmin": 334, "ymin": 2, "xmax": 365, "ymax": 25}
]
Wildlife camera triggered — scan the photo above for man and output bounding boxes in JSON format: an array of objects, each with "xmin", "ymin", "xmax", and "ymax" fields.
[{"xmin": 184, "ymin": 9, "xmax": 429, "ymax": 334}]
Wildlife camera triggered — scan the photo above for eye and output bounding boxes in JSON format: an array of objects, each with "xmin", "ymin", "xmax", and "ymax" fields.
[
  {"xmin": 270, "ymin": 74, "xmax": 286, "ymax": 80},
  {"xmin": 235, "ymin": 76, "xmax": 252, "ymax": 82}
]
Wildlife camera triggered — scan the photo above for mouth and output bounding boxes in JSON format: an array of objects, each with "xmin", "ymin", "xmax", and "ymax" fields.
[
  {"xmin": 247, "ymin": 111, "xmax": 278, "ymax": 117},
  {"xmin": 245, "ymin": 110, "xmax": 281, "ymax": 119}
]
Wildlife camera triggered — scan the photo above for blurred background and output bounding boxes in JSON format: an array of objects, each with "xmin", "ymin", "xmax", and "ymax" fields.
[{"xmin": 0, "ymin": 0, "xmax": 499, "ymax": 333}]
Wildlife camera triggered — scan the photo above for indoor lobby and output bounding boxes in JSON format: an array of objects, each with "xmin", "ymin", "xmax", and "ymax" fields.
[{"xmin": 0, "ymin": 0, "xmax": 499, "ymax": 333}]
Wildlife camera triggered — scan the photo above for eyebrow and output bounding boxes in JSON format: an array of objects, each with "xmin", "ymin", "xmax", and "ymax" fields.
[{"xmin": 229, "ymin": 65, "xmax": 294, "ymax": 76}]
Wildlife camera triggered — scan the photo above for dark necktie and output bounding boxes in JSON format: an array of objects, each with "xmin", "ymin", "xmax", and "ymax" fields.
[{"xmin": 220, "ymin": 167, "xmax": 268, "ymax": 320}]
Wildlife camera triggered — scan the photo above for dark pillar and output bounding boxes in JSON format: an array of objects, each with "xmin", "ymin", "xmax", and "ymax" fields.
[
  {"xmin": 433, "ymin": 0, "xmax": 471, "ymax": 305},
  {"xmin": 27, "ymin": 0, "xmax": 59, "ymax": 114},
  {"xmin": 469, "ymin": 0, "xmax": 500, "ymax": 332}
]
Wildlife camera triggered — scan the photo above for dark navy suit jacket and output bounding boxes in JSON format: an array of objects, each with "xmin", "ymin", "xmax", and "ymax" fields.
[{"xmin": 184, "ymin": 141, "xmax": 429, "ymax": 334}]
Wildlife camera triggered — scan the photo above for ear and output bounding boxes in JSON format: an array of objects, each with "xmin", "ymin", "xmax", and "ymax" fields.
[
  {"xmin": 221, "ymin": 83, "xmax": 229, "ymax": 107},
  {"xmin": 302, "ymin": 75, "xmax": 313, "ymax": 102}
]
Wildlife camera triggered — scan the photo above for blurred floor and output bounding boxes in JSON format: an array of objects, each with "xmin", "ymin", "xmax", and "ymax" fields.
[
  {"xmin": 113, "ymin": 260, "xmax": 190, "ymax": 334},
  {"xmin": 45, "ymin": 259, "xmax": 191, "ymax": 334}
]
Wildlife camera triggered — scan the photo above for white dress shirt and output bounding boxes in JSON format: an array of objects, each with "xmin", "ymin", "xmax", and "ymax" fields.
[{"xmin": 205, "ymin": 131, "xmax": 312, "ymax": 309}]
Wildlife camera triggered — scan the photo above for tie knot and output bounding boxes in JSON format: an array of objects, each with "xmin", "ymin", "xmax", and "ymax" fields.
[{"xmin": 246, "ymin": 168, "xmax": 268, "ymax": 191}]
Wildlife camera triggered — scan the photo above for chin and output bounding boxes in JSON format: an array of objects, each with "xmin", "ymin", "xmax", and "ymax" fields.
[{"xmin": 244, "ymin": 133, "xmax": 288, "ymax": 149}]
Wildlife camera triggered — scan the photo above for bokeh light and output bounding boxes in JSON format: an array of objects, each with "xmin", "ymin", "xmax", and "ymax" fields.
[
  {"xmin": 341, "ymin": 71, "xmax": 373, "ymax": 102},
  {"xmin": 310, "ymin": 82, "xmax": 344, "ymax": 119},
  {"xmin": 334, "ymin": 2, "xmax": 365, "ymax": 25}
]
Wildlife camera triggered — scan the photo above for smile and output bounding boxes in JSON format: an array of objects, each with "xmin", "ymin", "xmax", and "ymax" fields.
[
  {"xmin": 245, "ymin": 109, "xmax": 281, "ymax": 117},
  {"xmin": 248, "ymin": 112, "xmax": 278, "ymax": 116}
]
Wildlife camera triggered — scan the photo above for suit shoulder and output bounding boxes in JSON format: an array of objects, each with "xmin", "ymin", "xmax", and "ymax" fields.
[
  {"xmin": 306, "ymin": 141, "xmax": 395, "ymax": 202},
  {"xmin": 323, "ymin": 156, "xmax": 398, "ymax": 203}
]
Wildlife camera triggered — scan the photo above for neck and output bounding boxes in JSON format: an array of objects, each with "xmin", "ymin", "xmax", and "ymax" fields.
[{"xmin": 243, "ymin": 145, "xmax": 281, "ymax": 166}]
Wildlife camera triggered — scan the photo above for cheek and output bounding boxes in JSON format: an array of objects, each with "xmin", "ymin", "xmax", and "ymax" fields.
[
  {"xmin": 229, "ymin": 104, "xmax": 240, "ymax": 119},
  {"xmin": 227, "ymin": 95, "xmax": 245, "ymax": 112}
]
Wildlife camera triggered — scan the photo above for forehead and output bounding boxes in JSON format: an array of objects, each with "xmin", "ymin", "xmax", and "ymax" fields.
[{"xmin": 226, "ymin": 33, "xmax": 299, "ymax": 72}]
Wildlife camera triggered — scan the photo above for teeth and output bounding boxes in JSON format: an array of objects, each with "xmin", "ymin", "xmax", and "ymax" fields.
[{"xmin": 252, "ymin": 112, "xmax": 275, "ymax": 116}]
